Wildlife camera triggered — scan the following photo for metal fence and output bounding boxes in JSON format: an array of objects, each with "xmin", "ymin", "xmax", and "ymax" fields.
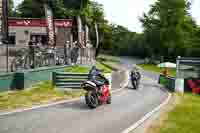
[{"xmin": 0, "ymin": 44, "xmax": 96, "ymax": 73}]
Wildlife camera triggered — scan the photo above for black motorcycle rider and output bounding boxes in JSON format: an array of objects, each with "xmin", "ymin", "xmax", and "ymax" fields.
[
  {"xmin": 88, "ymin": 66, "xmax": 109, "ymax": 93},
  {"xmin": 130, "ymin": 67, "xmax": 141, "ymax": 89}
]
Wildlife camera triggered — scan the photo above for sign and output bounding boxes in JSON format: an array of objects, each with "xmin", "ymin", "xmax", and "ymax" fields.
[
  {"xmin": 1, "ymin": 0, "xmax": 8, "ymax": 43},
  {"xmin": 0, "ymin": 0, "xmax": 9, "ymax": 44},
  {"xmin": 0, "ymin": 0, "xmax": 3, "ymax": 44},
  {"xmin": 44, "ymin": 4, "xmax": 55, "ymax": 46},
  {"xmin": 8, "ymin": 19, "xmax": 73, "ymax": 28},
  {"xmin": 0, "ymin": 18, "xmax": 2, "ymax": 45},
  {"xmin": 55, "ymin": 20, "xmax": 73, "ymax": 27}
]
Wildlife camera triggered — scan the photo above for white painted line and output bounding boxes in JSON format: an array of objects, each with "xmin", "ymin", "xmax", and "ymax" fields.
[
  {"xmin": 121, "ymin": 92, "xmax": 172, "ymax": 133},
  {"xmin": 0, "ymin": 87, "xmax": 124, "ymax": 116},
  {"xmin": 0, "ymin": 97, "xmax": 81, "ymax": 116}
]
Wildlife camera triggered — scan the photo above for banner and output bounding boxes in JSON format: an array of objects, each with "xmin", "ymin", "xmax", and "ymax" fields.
[
  {"xmin": 0, "ymin": 19, "xmax": 2, "ymax": 45},
  {"xmin": 8, "ymin": 19, "xmax": 73, "ymax": 28},
  {"xmin": 0, "ymin": 0, "xmax": 8, "ymax": 44},
  {"xmin": 44, "ymin": 3, "xmax": 55, "ymax": 46},
  {"xmin": 0, "ymin": 0, "xmax": 2, "ymax": 45},
  {"xmin": 1, "ymin": 0, "xmax": 8, "ymax": 44}
]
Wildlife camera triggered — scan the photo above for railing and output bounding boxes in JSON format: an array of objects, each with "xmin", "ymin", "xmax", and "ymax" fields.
[
  {"xmin": 0, "ymin": 45, "xmax": 95, "ymax": 74},
  {"xmin": 52, "ymin": 72, "xmax": 88, "ymax": 89},
  {"xmin": 158, "ymin": 74, "xmax": 175, "ymax": 92}
]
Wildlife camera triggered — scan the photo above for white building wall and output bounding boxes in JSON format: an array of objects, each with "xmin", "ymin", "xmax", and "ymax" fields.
[
  {"xmin": 9, "ymin": 26, "xmax": 47, "ymax": 46},
  {"xmin": 9, "ymin": 26, "xmax": 72, "ymax": 46}
]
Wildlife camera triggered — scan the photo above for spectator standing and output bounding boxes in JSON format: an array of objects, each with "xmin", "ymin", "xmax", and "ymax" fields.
[
  {"xmin": 86, "ymin": 41, "xmax": 92, "ymax": 62},
  {"xmin": 64, "ymin": 41, "xmax": 71, "ymax": 65},
  {"xmin": 71, "ymin": 41, "xmax": 79, "ymax": 65},
  {"xmin": 28, "ymin": 36, "xmax": 36, "ymax": 68}
]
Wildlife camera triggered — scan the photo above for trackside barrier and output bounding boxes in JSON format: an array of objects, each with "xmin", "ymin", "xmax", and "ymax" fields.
[
  {"xmin": 52, "ymin": 72, "xmax": 89, "ymax": 89},
  {"xmin": 53, "ymin": 72, "xmax": 112, "ymax": 90},
  {"xmin": 158, "ymin": 74, "xmax": 175, "ymax": 92},
  {"xmin": 0, "ymin": 66, "xmax": 69, "ymax": 91}
]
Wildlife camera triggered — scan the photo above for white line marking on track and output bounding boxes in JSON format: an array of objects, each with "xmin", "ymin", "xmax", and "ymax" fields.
[{"xmin": 121, "ymin": 91, "xmax": 172, "ymax": 133}]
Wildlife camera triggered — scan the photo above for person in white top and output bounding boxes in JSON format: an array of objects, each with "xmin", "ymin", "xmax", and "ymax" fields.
[{"xmin": 86, "ymin": 41, "xmax": 93, "ymax": 62}]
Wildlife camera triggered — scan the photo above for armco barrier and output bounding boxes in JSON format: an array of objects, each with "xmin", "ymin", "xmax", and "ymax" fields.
[
  {"xmin": 53, "ymin": 72, "xmax": 89, "ymax": 89},
  {"xmin": 158, "ymin": 75, "xmax": 175, "ymax": 92},
  {"xmin": 0, "ymin": 72, "xmax": 16, "ymax": 91},
  {"xmin": 53, "ymin": 72, "xmax": 112, "ymax": 90},
  {"xmin": 0, "ymin": 66, "xmax": 70, "ymax": 91}
]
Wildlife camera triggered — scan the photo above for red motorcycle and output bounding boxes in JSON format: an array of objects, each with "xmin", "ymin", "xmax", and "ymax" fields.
[{"xmin": 81, "ymin": 80, "xmax": 111, "ymax": 109}]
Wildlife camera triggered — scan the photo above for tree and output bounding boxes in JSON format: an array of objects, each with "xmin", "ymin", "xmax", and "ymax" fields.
[
  {"xmin": 15, "ymin": 0, "xmax": 148, "ymax": 58},
  {"xmin": 8, "ymin": 0, "xmax": 14, "ymax": 17},
  {"xmin": 63, "ymin": 0, "xmax": 89, "ymax": 47},
  {"xmin": 140, "ymin": 0, "xmax": 200, "ymax": 60},
  {"xmin": 17, "ymin": 0, "xmax": 45, "ymax": 18}
]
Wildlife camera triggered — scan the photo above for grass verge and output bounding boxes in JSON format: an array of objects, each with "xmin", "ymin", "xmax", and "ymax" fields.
[
  {"xmin": 96, "ymin": 62, "xmax": 113, "ymax": 73},
  {"xmin": 98, "ymin": 54, "xmax": 120, "ymax": 62},
  {"xmin": 64, "ymin": 65, "xmax": 90, "ymax": 73},
  {"xmin": 148, "ymin": 93, "xmax": 200, "ymax": 133},
  {"xmin": 64, "ymin": 63, "xmax": 113, "ymax": 74},
  {"xmin": 0, "ymin": 81, "xmax": 85, "ymax": 112},
  {"xmin": 138, "ymin": 64, "xmax": 176, "ymax": 76}
]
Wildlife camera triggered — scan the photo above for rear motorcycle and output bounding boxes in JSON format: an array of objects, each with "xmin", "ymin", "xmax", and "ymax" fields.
[
  {"xmin": 81, "ymin": 80, "xmax": 111, "ymax": 109},
  {"xmin": 131, "ymin": 72, "xmax": 141, "ymax": 90}
]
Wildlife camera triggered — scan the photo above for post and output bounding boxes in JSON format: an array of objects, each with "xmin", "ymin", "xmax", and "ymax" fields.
[
  {"xmin": 95, "ymin": 22, "xmax": 99, "ymax": 58},
  {"xmin": 2, "ymin": 0, "xmax": 9, "ymax": 72},
  {"xmin": 85, "ymin": 25, "xmax": 89, "ymax": 43},
  {"xmin": 52, "ymin": 72, "xmax": 56, "ymax": 86},
  {"xmin": 176, "ymin": 56, "xmax": 181, "ymax": 79},
  {"xmin": 175, "ymin": 56, "xmax": 184, "ymax": 94},
  {"xmin": 77, "ymin": 15, "xmax": 82, "ymax": 47}
]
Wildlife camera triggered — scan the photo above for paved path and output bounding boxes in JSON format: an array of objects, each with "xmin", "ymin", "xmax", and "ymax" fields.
[
  {"xmin": 120, "ymin": 57, "xmax": 160, "ymax": 81},
  {"xmin": 0, "ymin": 57, "xmax": 167, "ymax": 133}
]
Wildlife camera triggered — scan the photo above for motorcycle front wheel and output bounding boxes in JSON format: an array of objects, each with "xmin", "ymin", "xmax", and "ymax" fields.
[
  {"xmin": 131, "ymin": 80, "xmax": 137, "ymax": 90},
  {"xmin": 106, "ymin": 93, "xmax": 111, "ymax": 104},
  {"xmin": 85, "ymin": 91, "xmax": 99, "ymax": 109}
]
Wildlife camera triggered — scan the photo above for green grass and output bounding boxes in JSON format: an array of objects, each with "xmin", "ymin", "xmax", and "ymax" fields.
[
  {"xmin": 64, "ymin": 63, "xmax": 113, "ymax": 74},
  {"xmin": 96, "ymin": 62, "xmax": 113, "ymax": 73},
  {"xmin": 64, "ymin": 65, "xmax": 91, "ymax": 73},
  {"xmin": 98, "ymin": 54, "xmax": 120, "ymax": 62},
  {"xmin": 157, "ymin": 93, "xmax": 200, "ymax": 133},
  {"xmin": 0, "ymin": 81, "xmax": 85, "ymax": 112},
  {"xmin": 99, "ymin": 61, "xmax": 119, "ymax": 71},
  {"xmin": 138, "ymin": 64, "xmax": 176, "ymax": 76}
]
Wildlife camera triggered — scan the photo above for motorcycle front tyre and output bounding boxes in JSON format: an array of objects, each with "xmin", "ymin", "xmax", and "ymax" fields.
[
  {"xmin": 131, "ymin": 81, "xmax": 137, "ymax": 90},
  {"xmin": 85, "ymin": 91, "xmax": 99, "ymax": 109},
  {"xmin": 106, "ymin": 93, "xmax": 112, "ymax": 104}
]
